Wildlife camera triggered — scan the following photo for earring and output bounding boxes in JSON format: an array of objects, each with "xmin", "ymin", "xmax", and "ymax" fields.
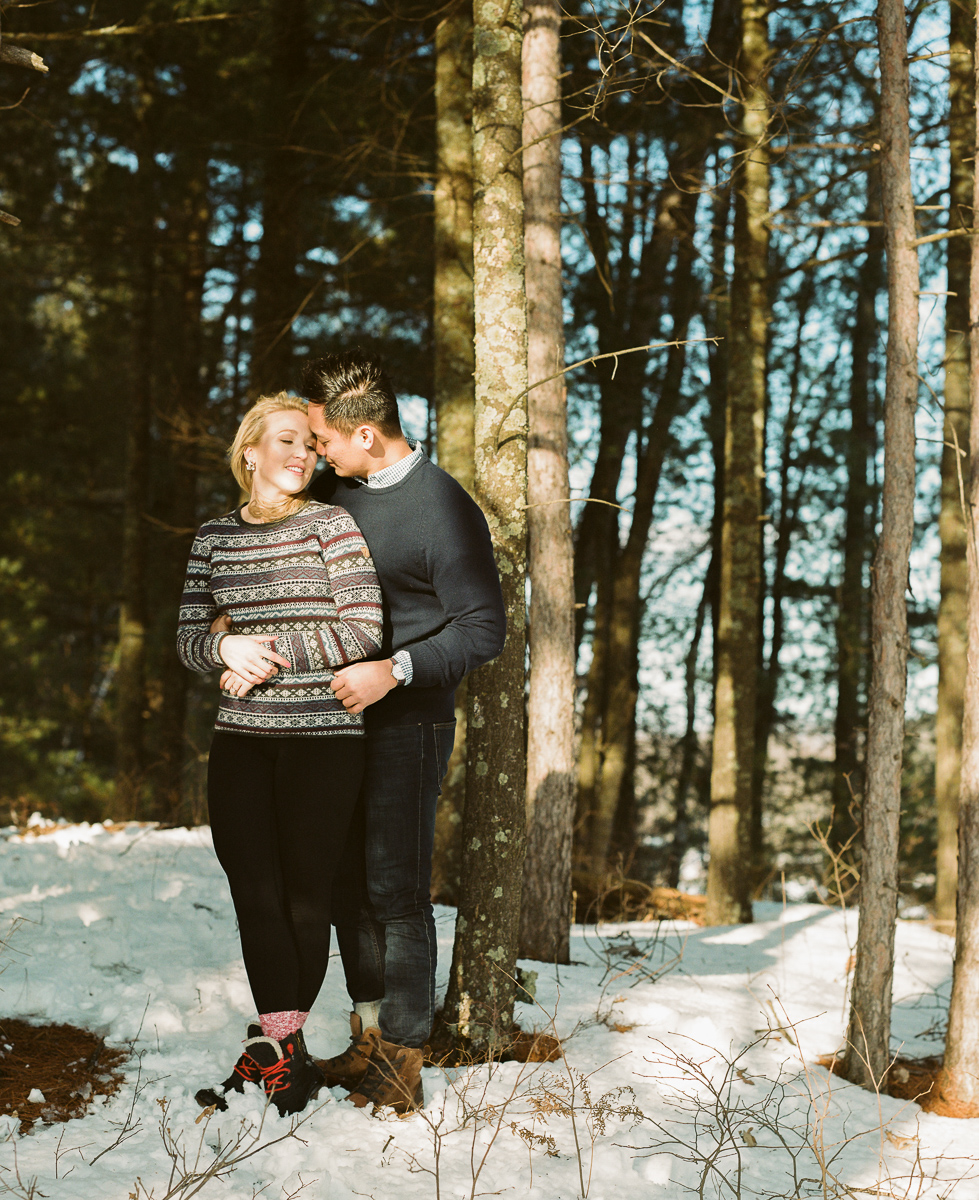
[{"xmin": 246, "ymin": 460, "xmax": 256, "ymax": 472}]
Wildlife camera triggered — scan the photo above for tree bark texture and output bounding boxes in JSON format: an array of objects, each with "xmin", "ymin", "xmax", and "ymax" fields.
[
  {"xmin": 442, "ymin": 0, "xmax": 528, "ymax": 1054},
  {"xmin": 250, "ymin": 0, "xmax": 309, "ymax": 394},
  {"xmin": 519, "ymin": 0, "xmax": 575, "ymax": 963},
  {"xmin": 843, "ymin": 0, "xmax": 919, "ymax": 1090},
  {"xmin": 750, "ymin": 269, "xmax": 818, "ymax": 873},
  {"xmin": 431, "ymin": 1, "xmax": 476, "ymax": 906},
  {"xmin": 930, "ymin": 0, "xmax": 979, "ymax": 1119},
  {"xmin": 831, "ymin": 181, "xmax": 884, "ymax": 865},
  {"xmin": 935, "ymin": 0, "xmax": 975, "ymax": 929},
  {"xmin": 705, "ymin": 0, "xmax": 769, "ymax": 927},
  {"xmin": 434, "ymin": 2, "xmax": 476, "ymax": 495},
  {"xmin": 587, "ymin": 191, "xmax": 700, "ymax": 873}
]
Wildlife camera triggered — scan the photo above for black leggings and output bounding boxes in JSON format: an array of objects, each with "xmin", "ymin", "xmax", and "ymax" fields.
[{"xmin": 207, "ymin": 731, "xmax": 366, "ymax": 1015}]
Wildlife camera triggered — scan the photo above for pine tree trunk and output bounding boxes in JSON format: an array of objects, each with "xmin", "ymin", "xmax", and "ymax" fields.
[
  {"xmin": 154, "ymin": 162, "xmax": 211, "ymax": 822},
  {"xmin": 667, "ymin": 570, "xmax": 712, "ymax": 888},
  {"xmin": 442, "ymin": 0, "xmax": 528, "ymax": 1055},
  {"xmin": 115, "ymin": 193, "xmax": 154, "ymax": 820},
  {"xmin": 705, "ymin": 0, "xmax": 769, "ymax": 927},
  {"xmin": 831, "ymin": 181, "xmax": 884, "ymax": 864},
  {"xmin": 251, "ymin": 0, "xmax": 309, "ymax": 394},
  {"xmin": 431, "ymin": 0, "xmax": 476, "ymax": 906},
  {"xmin": 750, "ymin": 272, "xmax": 817, "ymax": 871},
  {"xmin": 588, "ymin": 195, "xmax": 699, "ymax": 872},
  {"xmin": 935, "ymin": 0, "xmax": 974, "ymax": 929},
  {"xmin": 842, "ymin": 0, "xmax": 919, "ymax": 1090},
  {"xmin": 519, "ymin": 0, "xmax": 575, "ymax": 963},
  {"xmin": 929, "ymin": 0, "xmax": 979, "ymax": 1118}
]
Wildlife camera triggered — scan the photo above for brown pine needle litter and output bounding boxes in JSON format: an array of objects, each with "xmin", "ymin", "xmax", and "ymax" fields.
[
  {"xmin": 814, "ymin": 1053, "xmax": 979, "ymax": 1116},
  {"xmin": 0, "ymin": 1017, "xmax": 128, "ymax": 1133}
]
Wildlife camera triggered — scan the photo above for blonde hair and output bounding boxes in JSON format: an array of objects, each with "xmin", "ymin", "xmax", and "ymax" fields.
[{"xmin": 229, "ymin": 393, "xmax": 312, "ymax": 523}]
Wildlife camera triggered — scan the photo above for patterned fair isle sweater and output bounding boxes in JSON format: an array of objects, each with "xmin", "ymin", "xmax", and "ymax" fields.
[{"xmin": 176, "ymin": 501, "xmax": 383, "ymax": 736}]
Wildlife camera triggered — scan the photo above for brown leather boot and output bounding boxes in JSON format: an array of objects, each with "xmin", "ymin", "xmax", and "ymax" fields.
[
  {"xmin": 314, "ymin": 1014, "xmax": 380, "ymax": 1090},
  {"xmin": 348, "ymin": 1038, "xmax": 424, "ymax": 1114}
]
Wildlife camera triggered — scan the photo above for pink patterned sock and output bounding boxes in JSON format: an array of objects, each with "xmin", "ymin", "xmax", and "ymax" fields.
[{"xmin": 259, "ymin": 1010, "xmax": 309, "ymax": 1042}]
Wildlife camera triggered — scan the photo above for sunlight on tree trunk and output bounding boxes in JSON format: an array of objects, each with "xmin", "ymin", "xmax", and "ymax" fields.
[
  {"xmin": 519, "ymin": 0, "xmax": 576, "ymax": 964},
  {"xmin": 935, "ymin": 0, "xmax": 974, "ymax": 930},
  {"xmin": 842, "ymin": 0, "xmax": 919, "ymax": 1090},
  {"xmin": 929, "ymin": 0, "xmax": 979, "ymax": 1118},
  {"xmin": 705, "ymin": 0, "xmax": 769, "ymax": 927},
  {"xmin": 442, "ymin": 0, "xmax": 528, "ymax": 1055}
]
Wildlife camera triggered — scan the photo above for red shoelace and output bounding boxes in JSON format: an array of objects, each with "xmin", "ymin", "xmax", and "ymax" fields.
[
  {"xmin": 233, "ymin": 1051, "xmax": 261, "ymax": 1084},
  {"xmin": 260, "ymin": 1054, "xmax": 292, "ymax": 1094}
]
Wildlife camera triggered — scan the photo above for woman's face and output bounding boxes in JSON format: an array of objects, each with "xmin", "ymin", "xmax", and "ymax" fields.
[{"xmin": 245, "ymin": 410, "xmax": 317, "ymax": 497}]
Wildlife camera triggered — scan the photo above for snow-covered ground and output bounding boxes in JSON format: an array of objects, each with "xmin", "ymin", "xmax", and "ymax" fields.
[{"xmin": 0, "ymin": 820, "xmax": 976, "ymax": 1200}]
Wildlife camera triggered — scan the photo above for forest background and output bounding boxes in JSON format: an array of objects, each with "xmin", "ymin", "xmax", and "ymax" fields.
[{"xmin": 0, "ymin": 0, "xmax": 967, "ymax": 950}]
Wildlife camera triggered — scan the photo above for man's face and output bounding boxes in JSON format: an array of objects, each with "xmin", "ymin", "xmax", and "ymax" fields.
[{"xmin": 306, "ymin": 405, "xmax": 376, "ymax": 477}]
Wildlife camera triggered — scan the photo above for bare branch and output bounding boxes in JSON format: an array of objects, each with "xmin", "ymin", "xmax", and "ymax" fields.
[
  {"xmin": 0, "ymin": 43, "xmax": 48, "ymax": 71},
  {"xmin": 2, "ymin": 11, "xmax": 251, "ymax": 42}
]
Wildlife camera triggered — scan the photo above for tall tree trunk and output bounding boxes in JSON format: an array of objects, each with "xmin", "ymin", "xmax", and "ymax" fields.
[
  {"xmin": 935, "ymin": 0, "xmax": 975, "ymax": 929},
  {"xmin": 830, "ymin": 182, "xmax": 884, "ymax": 865},
  {"xmin": 588, "ymin": 193, "xmax": 699, "ymax": 872},
  {"xmin": 520, "ymin": 0, "xmax": 575, "ymax": 963},
  {"xmin": 705, "ymin": 0, "xmax": 770, "ymax": 926},
  {"xmin": 929, "ymin": 0, "xmax": 979, "ymax": 1119},
  {"xmin": 667, "ymin": 567, "xmax": 712, "ymax": 888},
  {"xmin": 250, "ymin": 0, "xmax": 309, "ymax": 394},
  {"xmin": 431, "ymin": 1, "xmax": 475, "ymax": 906},
  {"xmin": 750, "ymin": 270, "xmax": 818, "ymax": 867},
  {"xmin": 706, "ymin": 167, "xmax": 732, "ymax": 705},
  {"xmin": 442, "ymin": 0, "xmax": 528, "ymax": 1055},
  {"xmin": 115, "ymin": 169, "xmax": 155, "ymax": 820},
  {"xmin": 154, "ymin": 162, "xmax": 211, "ymax": 822},
  {"xmin": 842, "ymin": 0, "xmax": 919, "ymax": 1089},
  {"xmin": 572, "ymin": 138, "xmax": 680, "ymax": 655}
]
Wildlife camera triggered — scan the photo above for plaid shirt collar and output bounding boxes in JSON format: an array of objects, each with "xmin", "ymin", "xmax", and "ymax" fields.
[{"xmin": 358, "ymin": 440, "xmax": 424, "ymax": 489}]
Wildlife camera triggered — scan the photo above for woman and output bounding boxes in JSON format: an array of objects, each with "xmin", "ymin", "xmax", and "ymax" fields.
[{"xmin": 176, "ymin": 393, "xmax": 383, "ymax": 1116}]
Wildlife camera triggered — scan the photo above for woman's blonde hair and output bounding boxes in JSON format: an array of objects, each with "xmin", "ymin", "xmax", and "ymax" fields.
[{"xmin": 228, "ymin": 392, "xmax": 312, "ymax": 523}]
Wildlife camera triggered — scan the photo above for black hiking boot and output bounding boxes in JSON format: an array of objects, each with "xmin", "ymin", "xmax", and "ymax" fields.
[
  {"xmin": 246, "ymin": 1028, "xmax": 324, "ymax": 1116},
  {"xmin": 196, "ymin": 1022, "xmax": 264, "ymax": 1112}
]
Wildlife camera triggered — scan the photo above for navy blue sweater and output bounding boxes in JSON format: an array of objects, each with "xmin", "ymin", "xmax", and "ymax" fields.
[{"xmin": 311, "ymin": 454, "xmax": 506, "ymax": 727}]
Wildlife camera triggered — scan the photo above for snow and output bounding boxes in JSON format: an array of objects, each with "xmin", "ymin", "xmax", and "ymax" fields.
[{"xmin": 0, "ymin": 822, "xmax": 977, "ymax": 1200}]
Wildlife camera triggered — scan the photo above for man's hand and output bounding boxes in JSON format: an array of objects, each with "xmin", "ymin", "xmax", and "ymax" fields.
[
  {"xmin": 218, "ymin": 634, "xmax": 291, "ymax": 686},
  {"xmin": 330, "ymin": 660, "xmax": 399, "ymax": 713},
  {"xmin": 220, "ymin": 669, "xmax": 255, "ymax": 698},
  {"xmin": 210, "ymin": 613, "xmax": 233, "ymax": 635}
]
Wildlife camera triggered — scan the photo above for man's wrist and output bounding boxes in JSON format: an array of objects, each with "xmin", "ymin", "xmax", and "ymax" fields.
[{"xmin": 391, "ymin": 650, "xmax": 413, "ymax": 687}]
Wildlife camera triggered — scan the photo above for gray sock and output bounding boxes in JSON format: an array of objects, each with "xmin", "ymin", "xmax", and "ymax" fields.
[{"xmin": 354, "ymin": 1000, "xmax": 382, "ymax": 1031}]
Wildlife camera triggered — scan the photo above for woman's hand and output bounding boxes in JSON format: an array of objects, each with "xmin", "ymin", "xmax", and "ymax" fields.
[
  {"xmin": 217, "ymin": 634, "xmax": 291, "ymax": 686},
  {"xmin": 221, "ymin": 669, "xmax": 255, "ymax": 698},
  {"xmin": 210, "ymin": 612, "xmax": 233, "ymax": 635}
]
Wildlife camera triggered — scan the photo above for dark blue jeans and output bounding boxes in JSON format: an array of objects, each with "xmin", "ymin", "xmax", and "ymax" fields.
[{"xmin": 333, "ymin": 721, "xmax": 455, "ymax": 1047}]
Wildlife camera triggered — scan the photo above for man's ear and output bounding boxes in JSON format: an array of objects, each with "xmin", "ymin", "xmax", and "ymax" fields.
[{"xmin": 358, "ymin": 424, "xmax": 377, "ymax": 450}]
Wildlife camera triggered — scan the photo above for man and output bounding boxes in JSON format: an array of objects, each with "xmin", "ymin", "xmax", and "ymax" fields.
[{"xmin": 302, "ymin": 348, "xmax": 504, "ymax": 1112}]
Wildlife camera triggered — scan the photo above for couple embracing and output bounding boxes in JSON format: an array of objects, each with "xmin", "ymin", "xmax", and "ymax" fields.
[{"xmin": 176, "ymin": 350, "xmax": 505, "ymax": 1117}]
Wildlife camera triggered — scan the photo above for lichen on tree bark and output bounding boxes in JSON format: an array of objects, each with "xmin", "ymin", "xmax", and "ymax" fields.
[{"xmin": 441, "ymin": 0, "xmax": 529, "ymax": 1055}]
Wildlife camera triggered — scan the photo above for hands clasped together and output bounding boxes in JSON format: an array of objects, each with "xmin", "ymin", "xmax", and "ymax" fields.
[{"xmin": 211, "ymin": 614, "xmax": 398, "ymax": 712}]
